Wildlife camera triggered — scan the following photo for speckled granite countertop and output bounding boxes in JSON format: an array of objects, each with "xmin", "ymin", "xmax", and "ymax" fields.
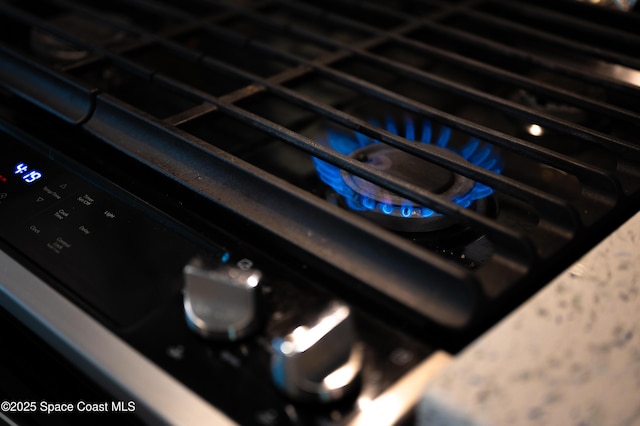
[{"xmin": 418, "ymin": 211, "xmax": 640, "ymax": 426}]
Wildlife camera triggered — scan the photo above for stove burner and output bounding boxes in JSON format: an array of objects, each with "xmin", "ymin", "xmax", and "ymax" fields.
[{"xmin": 313, "ymin": 117, "xmax": 503, "ymax": 232}]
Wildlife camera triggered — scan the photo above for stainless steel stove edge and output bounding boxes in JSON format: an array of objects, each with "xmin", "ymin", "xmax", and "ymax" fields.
[
  {"xmin": 0, "ymin": 250, "xmax": 237, "ymax": 426},
  {"xmin": 0, "ymin": 243, "xmax": 453, "ymax": 426}
]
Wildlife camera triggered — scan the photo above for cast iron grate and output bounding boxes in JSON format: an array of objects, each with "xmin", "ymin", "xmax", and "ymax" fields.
[{"xmin": 0, "ymin": 0, "xmax": 639, "ymax": 334}]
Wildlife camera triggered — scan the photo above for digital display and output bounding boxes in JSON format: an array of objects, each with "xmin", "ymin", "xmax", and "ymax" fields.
[{"xmin": 14, "ymin": 162, "xmax": 42, "ymax": 184}]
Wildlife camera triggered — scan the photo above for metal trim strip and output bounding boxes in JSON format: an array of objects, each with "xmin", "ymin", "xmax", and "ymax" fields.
[{"xmin": 0, "ymin": 250, "xmax": 237, "ymax": 426}]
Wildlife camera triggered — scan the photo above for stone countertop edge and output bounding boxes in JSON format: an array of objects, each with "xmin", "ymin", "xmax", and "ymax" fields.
[{"xmin": 418, "ymin": 211, "xmax": 640, "ymax": 426}]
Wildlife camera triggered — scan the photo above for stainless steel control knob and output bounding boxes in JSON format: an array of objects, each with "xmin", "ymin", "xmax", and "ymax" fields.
[
  {"xmin": 271, "ymin": 302, "xmax": 363, "ymax": 403},
  {"xmin": 183, "ymin": 258, "xmax": 262, "ymax": 341}
]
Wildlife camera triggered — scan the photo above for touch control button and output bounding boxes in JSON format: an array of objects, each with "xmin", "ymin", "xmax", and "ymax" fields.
[
  {"xmin": 183, "ymin": 258, "xmax": 262, "ymax": 341},
  {"xmin": 271, "ymin": 302, "xmax": 363, "ymax": 403}
]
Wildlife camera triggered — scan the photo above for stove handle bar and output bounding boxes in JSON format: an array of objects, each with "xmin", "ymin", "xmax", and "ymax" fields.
[{"xmin": 0, "ymin": 44, "xmax": 96, "ymax": 125}]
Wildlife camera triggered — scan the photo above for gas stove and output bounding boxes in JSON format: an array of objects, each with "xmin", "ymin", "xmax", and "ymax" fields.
[{"xmin": 0, "ymin": 0, "xmax": 639, "ymax": 425}]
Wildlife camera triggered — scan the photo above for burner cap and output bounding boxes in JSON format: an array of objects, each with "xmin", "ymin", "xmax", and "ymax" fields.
[
  {"xmin": 314, "ymin": 117, "xmax": 502, "ymax": 234},
  {"xmin": 340, "ymin": 144, "xmax": 475, "ymax": 232}
]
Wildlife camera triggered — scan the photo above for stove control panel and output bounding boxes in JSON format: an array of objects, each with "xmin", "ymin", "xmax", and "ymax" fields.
[
  {"xmin": 0, "ymin": 134, "xmax": 226, "ymax": 328},
  {"xmin": 0, "ymin": 127, "xmax": 434, "ymax": 425}
]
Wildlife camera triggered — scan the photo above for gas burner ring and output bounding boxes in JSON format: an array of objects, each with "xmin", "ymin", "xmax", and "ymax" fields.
[
  {"xmin": 313, "ymin": 117, "xmax": 503, "ymax": 232},
  {"xmin": 339, "ymin": 145, "xmax": 476, "ymax": 230}
]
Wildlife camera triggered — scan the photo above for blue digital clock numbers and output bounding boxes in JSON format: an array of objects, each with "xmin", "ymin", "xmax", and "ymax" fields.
[{"xmin": 14, "ymin": 162, "xmax": 43, "ymax": 184}]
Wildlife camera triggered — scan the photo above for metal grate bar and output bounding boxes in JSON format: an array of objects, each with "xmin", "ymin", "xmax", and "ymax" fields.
[
  {"xmin": 75, "ymin": 3, "xmax": 611, "ymax": 235},
  {"xmin": 386, "ymin": 34, "xmax": 640, "ymax": 126},
  {"xmin": 0, "ymin": 0, "xmax": 638, "ymax": 329},
  {"xmin": 0, "ymin": 0, "xmax": 500, "ymax": 326},
  {"xmin": 198, "ymin": 7, "xmax": 625, "ymax": 200},
  {"xmin": 419, "ymin": 20, "xmax": 640, "ymax": 95},
  {"xmin": 259, "ymin": 1, "xmax": 639, "ymax": 157},
  {"xmin": 44, "ymin": 0, "xmax": 623, "ymax": 232},
  {"xmin": 0, "ymin": 3, "xmax": 541, "ymax": 261},
  {"xmin": 151, "ymin": 68, "xmax": 539, "ymax": 264},
  {"xmin": 1, "ymin": 0, "xmax": 624, "ymax": 206},
  {"xmin": 345, "ymin": 50, "xmax": 640, "ymax": 156},
  {"xmin": 459, "ymin": 9, "xmax": 640, "ymax": 70},
  {"xmin": 53, "ymin": 2, "xmax": 591, "ymax": 233},
  {"xmin": 515, "ymin": 0, "xmax": 640, "ymax": 26},
  {"xmin": 219, "ymin": 2, "xmax": 638, "ymax": 162},
  {"xmin": 84, "ymin": 94, "xmax": 487, "ymax": 327},
  {"xmin": 126, "ymin": 0, "xmax": 225, "ymax": 20},
  {"xmin": 270, "ymin": 0, "xmax": 640, "ymax": 135},
  {"xmin": 486, "ymin": 0, "xmax": 640, "ymax": 51},
  {"xmin": 302, "ymin": 63, "xmax": 624, "ymax": 200},
  {"xmin": 319, "ymin": 3, "xmax": 640, "ymax": 126}
]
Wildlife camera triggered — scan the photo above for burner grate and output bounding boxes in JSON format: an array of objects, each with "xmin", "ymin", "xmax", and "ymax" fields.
[{"xmin": 0, "ymin": 0, "xmax": 639, "ymax": 333}]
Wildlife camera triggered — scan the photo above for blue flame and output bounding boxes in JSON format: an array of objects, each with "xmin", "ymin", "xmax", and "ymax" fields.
[{"xmin": 314, "ymin": 117, "xmax": 503, "ymax": 217}]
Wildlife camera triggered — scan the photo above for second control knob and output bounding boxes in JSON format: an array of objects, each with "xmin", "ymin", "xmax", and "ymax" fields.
[
  {"xmin": 270, "ymin": 302, "xmax": 363, "ymax": 403},
  {"xmin": 183, "ymin": 257, "xmax": 262, "ymax": 341}
]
